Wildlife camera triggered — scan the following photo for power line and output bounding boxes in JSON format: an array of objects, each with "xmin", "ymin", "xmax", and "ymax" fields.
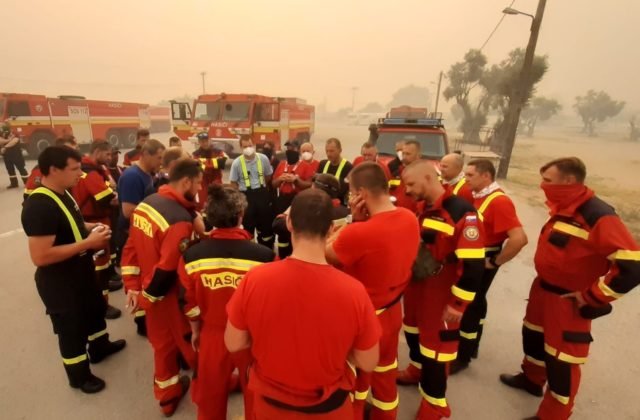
[{"xmin": 480, "ymin": 0, "xmax": 517, "ymax": 51}]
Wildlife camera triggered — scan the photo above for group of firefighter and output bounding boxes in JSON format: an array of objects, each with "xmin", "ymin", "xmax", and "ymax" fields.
[{"xmin": 16, "ymin": 124, "xmax": 640, "ymax": 420}]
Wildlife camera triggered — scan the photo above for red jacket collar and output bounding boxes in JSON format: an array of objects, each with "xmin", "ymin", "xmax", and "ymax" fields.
[
  {"xmin": 158, "ymin": 185, "xmax": 197, "ymax": 211},
  {"xmin": 548, "ymin": 186, "xmax": 595, "ymax": 217},
  {"xmin": 210, "ymin": 227, "xmax": 252, "ymax": 240}
]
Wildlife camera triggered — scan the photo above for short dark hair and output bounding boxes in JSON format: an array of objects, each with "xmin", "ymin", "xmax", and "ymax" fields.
[
  {"xmin": 290, "ymin": 189, "xmax": 333, "ymax": 238},
  {"xmin": 468, "ymin": 159, "xmax": 496, "ymax": 181},
  {"xmin": 349, "ymin": 162, "xmax": 388, "ymax": 195},
  {"xmin": 38, "ymin": 146, "xmax": 82, "ymax": 176},
  {"xmin": 239, "ymin": 135, "xmax": 252, "ymax": 146},
  {"xmin": 169, "ymin": 136, "xmax": 181, "ymax": 145},
  {"xmin": 404, "ymin": 140, "xmax": 422, "ymax": 151},
  {"xmin": 206, "ymin": 184, "xmax": 247, "ymax": 228},
  {"xmin": 54, "ymin": 135, "xmax": 77, "ymax": 148},
  {"xmin": 168, "ymin": 158, "xmax": 203, "ymax": 182},
  {"xmin": 141, "ymin": 139, "xmax": 165, "ymax": 156},
  {"xmin": 162, "ymin": 147, "xmax": 184, "ymax": 168},
  {"xmin": 90, "ymin": 140, "xmax": 112, "ymax": 154},
  {"xmin": 137, "ymin": 128, "xmax": 150, "ymax": 140},
  {"xmin": 540, "ymin": 157, "xmax": 586, "ymax": 183},
  {"xmin": 312, "ymin": 173, "xmax": 341, "ymax": 199},
  {"xmin": 326, "ymin": 137, "xmax": 342, "ymax": 150},
  {"xmin": 361, "ymin": 141, "xmax": 376, "ymax": 150}
]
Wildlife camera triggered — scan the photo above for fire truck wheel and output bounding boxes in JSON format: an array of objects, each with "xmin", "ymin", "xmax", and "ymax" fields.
[
  {"xmin": 106, "ymin": 130, "xmax": 122, "ymax": 148},
  {"xmin": 28, "ymin": 131, "xmax": 54, "ymax": 158},
  {"xmin": 122, "ymin": 129, "xmax": 137, "ymax": 148}
]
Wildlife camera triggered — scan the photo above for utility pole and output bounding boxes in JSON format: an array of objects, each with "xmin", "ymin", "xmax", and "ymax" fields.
[
  {"xmin": 434, "ymin": 71, "xmax": 444, "ymax": 114},
  {"xmin": 200, "ymin": 71, "xmax": 207, "ymax": 94},
  {"xmin": 496, "ymin": 0, "xmax": 546, "ymax": 179},
  {"xmin": 351, "ymin": 86, "xmax": 359, "ymax": 112}
]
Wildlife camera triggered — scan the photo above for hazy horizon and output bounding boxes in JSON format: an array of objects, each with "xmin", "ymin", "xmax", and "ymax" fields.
[{"xmin": 3, "ymin": 0, "xmax": 639, "ymax": 116}]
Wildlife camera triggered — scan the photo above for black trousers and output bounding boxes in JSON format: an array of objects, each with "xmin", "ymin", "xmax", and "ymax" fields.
[
  {"xmin": 242, "ymin": 188, "xmax": 274, "ymax": 248},
  {"xmin": 3, "ymin": 147, "xmax": 27, "ymax": 181},
  {"xmin": 49, "ymin": 290, "xmax": 107, "ymax": 386},
  {"xmin": 274, "ymin": 193, "xmax": 295, "ymax": 259},
  {"xmin": 457, "ymin": 266, "xmax": 500, "ymax": 363}
]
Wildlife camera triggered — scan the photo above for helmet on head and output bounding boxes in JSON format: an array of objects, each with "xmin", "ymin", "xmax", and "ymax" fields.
[{"xmin": 197, "ymin": 132, "xmax": 209, "ymax": 141}]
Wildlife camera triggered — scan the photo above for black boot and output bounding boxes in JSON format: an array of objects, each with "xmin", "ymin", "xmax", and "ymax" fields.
[
  {"xmin": 70, "ymin": 373, "xmax": 106, "ymax": 394},
  {"xmin": 135, "ymin": 315, "xmax": 147, "ymax": 337},
  {"xmin": 88, "ymin": 334, "xmax": 126, "ymax": 364},
  {"xmin": 108, "ymin": 269, "xmax": 123, "ymax": 292},
  {"xmin": 499, "ymin": 372, "xmax": 544, "ymax": 397},
  {"xmin": 7, "ymin": 177, "xmax": 18, "ymax": 189},
  {"xmin": 449, "ymin": 359, "xmax": 470, "ymax": 375},
  {"xmin": 105, "ymin": 304, "xmax": 122, "ymax": 320},
  {"xmin": 65, "ymin": 359, "xmax": 105, "ymax": 393}
]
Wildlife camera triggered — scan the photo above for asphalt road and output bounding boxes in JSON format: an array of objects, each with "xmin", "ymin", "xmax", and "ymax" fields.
[{"xmin": 1, "ymin": 123, "xmax": 638, "ymax": 419}]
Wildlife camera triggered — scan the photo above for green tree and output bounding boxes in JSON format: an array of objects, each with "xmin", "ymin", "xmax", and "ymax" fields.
[
  {"xmin": 574, "ymin": 90, "xmax": 625, "ymax": 136},
  {"xmin": 520, "ymin": 96, "xmax": 562, "ymax": 137},
  {"xmin": 387, "ymin": 85, "xmax": 431, "ymax": 108}
]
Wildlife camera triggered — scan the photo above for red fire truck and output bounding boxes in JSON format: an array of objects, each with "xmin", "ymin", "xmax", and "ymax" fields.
[
  {"xmin": 149, "ymin": 106, "xmax": 171, "ymax": 133},
  {"xmin": 171, "ymin": 93, "xmax": 314, "ymax": 155},
  {"xmin": 0, "ymin": 92, "xmax": 150, "ymax": 156}
]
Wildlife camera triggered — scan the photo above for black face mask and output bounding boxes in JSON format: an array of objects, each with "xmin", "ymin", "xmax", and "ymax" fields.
[
  {"xmin": 286, "ymin": 150, "xmax": 300, "ymax": 165},
  {"xmin": 262, "ymin": 148, "xmax": 273, "ymax": 159}
]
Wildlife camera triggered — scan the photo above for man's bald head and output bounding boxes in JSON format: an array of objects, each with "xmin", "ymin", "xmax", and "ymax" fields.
[
  {"xmin": 402, "ymin": 160, "xmax": 444, "ymax": 203},
  {"xmin": 440, "ymin": 153, "xmax": 465, "ymax": 182}
]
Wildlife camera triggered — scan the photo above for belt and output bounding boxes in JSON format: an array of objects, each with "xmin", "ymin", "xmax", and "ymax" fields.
[
  {"xmin": 539, "ymin": 279, "xmax": 572, "ymax": 295},
  {"xmin": 539, "ymin": 278, "xmax": 613, "ymax": 319},
  {"xmin": 375, "ymin": 291, "xmax": 403, "ymax": 315},
  {"xmin": 242, "ymin": 187, "xmax": 267, "ymax": 193},
  {"xmin": 263, "ymin": 389, "xmax": 349, "ymax": 414}
]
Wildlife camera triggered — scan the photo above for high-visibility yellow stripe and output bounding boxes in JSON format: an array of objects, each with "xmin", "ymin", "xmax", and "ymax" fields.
[
  {"xmin": 88, "ymin": 329, "xmax": 107, "ymax": 342},
  {"xmin": 185, "ymin": 306, "xmax": 201, "ymax": 318},
  {"xmin": 523, "ymin": 320, "xmax": 544, "ymax": 333},
  {"xmin": 277, "ymin": 242, "xmax": 290, "ymax": 248},
  {"xmin": 545, "ymin": 343, "xmax": 587, "ymax": 364},
  {"xmin": 239, "ymin": 155, "xmax": 265, "ymax": 188},
  {"xmin": 422, "ymin": 218, "xmax": 455, "ymax": 236},
  {"xmin": 323, "ymin": 159, "xmax": 347, "ymax": 181},
  {"xmin": 610, "ymin": 250, "xmax": 640, "ymax": 261},
  {"xmin": 420, "ymin": 344, "xmax": 457, "ymax": 362},
  {"xmin": 451, "ymin": 285, "xmax": 476, "ymax": 302},
  {"xmin": 452, "ymin": 178, "xmax": 466, "ymax": 195},
  {"xmin": 375, "ymin": 307, "xmax": 387, "ymax": 315},
  {"xmin": 552, "ymin": 221, "xmax": 589, "ymax": 240},
  {"xmin": 121, "ymin": 266, "xmax": 140, "ymax": 276},
  {"xmin": 137, "ymin": 203, "xmax": 169, "ymax": 232},
  {"xmin": 403, "ymin": 323, "xmax": 419, "ymax": 334},
  {"xmin": 31, "ymin": 188, "xmax": 83, "ymax": 242},
  {"xmin": 460, "ymin": 331, "xmax": 478, "ymax": 340},
  {"xmin": 373, "ymin": 359, "xmax": 398, "ymax": 373},
  {"xmin": 525, "ymin": 355, "xmax": 546, "ymax": 367},
  {"xmin": 185, "ymin": 258, "xmax": 263, "ymax": 274},
  {"xmin": 388, "ymin": 179, "xmax": 401, "ymax": 187},
  {"xmin": 95, "ymin": 262, "xmax": 110, "ymax": 271},
  {"xmin": 371, "ymin": 395, "xmax": 399, "ymax": 411},
  {"xmin": 94, "ymin": 187, "xmax": 114, "ymax": 201},
  {"xmin": 477, "ymin": 191, "xmax": 505, "ymax": 215},
  {"xmin": 142, "ymin": 290, "xmax": 163, "ymax": 303},
  {"xmin": 354, "ymin": 390, "xmax": 369, "ymax": 401},
  {"xmin": 598, "ymin": 279, "xmax": 624, "ymax": 299},
  {"xmin": 550, "ymin": 391, "xmax": 570, "ymax": 405},
  {"xmin": 134, "ymin": 310, "xmax": 146, "ymax": 318},
  {"xmin": 479, "ymin": 318, "xmax": 485, "ymax": 325},
  {"xmin": 155, "ymin": 375, "xmax": 180, "ymax": 389},
  {"xmin": 455, "ymin": 248, "xmax": 485, "ymax": 259},
  {"xmin": 62, "ymin": 353, "xmax": 88, "ymax": 365},
  {"xmin": 418, "ymin": 384, "xmax": 447, "ymax": 408},
  {"xmin": 24, "ymin": 188, "xmax": 34, "ymax": 195}
]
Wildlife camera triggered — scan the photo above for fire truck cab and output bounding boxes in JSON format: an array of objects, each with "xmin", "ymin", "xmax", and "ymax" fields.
[
  {"xmin": 369, "ymin": 107, "xmax": 449, "ymax": 167},
  {"xmin": 171, "ymin": 93, "xmax": 314, "ymax": 156},
  {"xmin": 0, "ymin": 92, "xmax": 150, "ymax": 157}
]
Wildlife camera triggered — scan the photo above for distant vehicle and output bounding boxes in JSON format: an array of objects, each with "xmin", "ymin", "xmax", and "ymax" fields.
[
  {"xmin": 386, "ymin": 106, "xmax": 429, "ymax": 119},
  {"xmin": 347, "ymin": 112, "xmax": 384, "ymax": 126},
  {"xmin": 149, "ymin": 106, "xmax": 171, "ymax": 133},
  {"xmin": 170, "ymin": 93, "xmax": 315, "ymax": 156},
  {"xmin": 0, "ymin": 92, "xmax": 150, "ymax": 156},
  {"xmin": 369, "ymin": 107, "xmax": 449, "ymax": 168}
]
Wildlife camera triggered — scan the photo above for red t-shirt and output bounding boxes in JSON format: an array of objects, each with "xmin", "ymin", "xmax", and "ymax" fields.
[
  {"xmin": 333, "ymin": 208, "xmax": 420, "ymax": 308},
  {"xmin": 227, "ymin": 258, "xmax": 381, "ymax": 406},
  {"xmin": 353, "ymin": 156, "xmax": 392, "ymax": 180},
  {"xmin": 300, "ymin": 159, "xmax": 320, "ymax": 174},
  {"xmin": 475, "ymin": 192, "xmax": 522, "ymax": 246},
  {"xmin": 273, "ymin": 160, "xmax": 315, "ymax": 195}
]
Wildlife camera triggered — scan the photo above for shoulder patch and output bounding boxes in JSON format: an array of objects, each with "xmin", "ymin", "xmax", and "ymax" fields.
[
  {"xmin": 178, "ymin": 238, "xmax": 191, "ymax": 253},
  {"xmin": 463, "ymin": 226, "xmax": 480, "ymax": 241},
  {"xmin": 578, "ymin": 196, "xmax": 616, "ymax": 227}
]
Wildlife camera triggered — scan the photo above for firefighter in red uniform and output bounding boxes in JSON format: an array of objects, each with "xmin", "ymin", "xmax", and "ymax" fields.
[
  {"xmin": 500, "ymin": 157, "xmax": 640, "ymax": 420},
  {"xmin": 450, "ymin": 159, "xmax": 528, "ymax": 373},
  {"xmin": 72, "ymin": 141, "xmax": 122, "ymax": 319},
  {"xmin": 398, "ymin": 160, "xmax": 486, "ymax": 419},
  {"xmin": 326, "ymin": 162, "xmax": 421, "ymax": 420},
  {"xmin": 388, "ymin": 140, "xmax": 421, "ymax": 212},
  {"xmin": 122, "ymin": 158, "xmax": 203, "ymax": 416},
  {"xmin": 272, "ymin": 140, "xmax": 315, "ymax": 258},
  {"xmin": 178, "ymin": 184, "xmax": 275, "ymax": 420},
  {"xmin": 123, "ymin": 128, "xmax": 150, "ymax": 167},
  {"xmin": 353, "ymin": 142, "xmax": 392, "ymax": 180},
  {"xmin": 23, "ymin": 136, "xmax": 78, "ymax": 202},
  {"xmin": 192, "ymin": 132, "xmax": 227, "ymax": 209},
  {"xmin": 300, "ymin": 141, "xmax": 320, "ymax": 173},
  {"xmin": 225, "ymin": 189, "xmax": 382, "ymax": 420},
  {"xmin": 439, "ymin": 153, "xmax": 474, "ymax": 204}
]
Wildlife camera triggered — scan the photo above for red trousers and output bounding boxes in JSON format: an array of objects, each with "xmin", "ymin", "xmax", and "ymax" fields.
[
  {"xmin": 145, "ymin": 291, "xmax": 196, "ymax": 405},
  {"xmin": 91, "ymin": 217, "xmax": 111, "ymax": 301},
  {"xmin": 353, "ymin": 303, "xmax": 401, "ymax": 420},
  {"xmin": 253, "ymin": 393, "xmax": 353, "ymax": 420},
  {"xmin": 405, "ymin": 267, "xmax": 461, "ymax": 420},
  {"xmin": 193, "ymin": 326, "xmax": 253, "ymax": 420},
  {"xmin": 521, "ymin": 278, "xmax": 592, "ymax": 420}
]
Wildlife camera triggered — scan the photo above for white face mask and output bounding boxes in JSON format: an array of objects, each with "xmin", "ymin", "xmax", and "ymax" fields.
[
  {"xmin": 301, "ymin": 151, "xmax": 313, "ymax": 161},
  {"xmin": 397, "ymin": 151, "xmax": 403, "ymax": 161},
  {"xmin": 243, "ymin": 147, "xmax": 255, "ymax": 157}
]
